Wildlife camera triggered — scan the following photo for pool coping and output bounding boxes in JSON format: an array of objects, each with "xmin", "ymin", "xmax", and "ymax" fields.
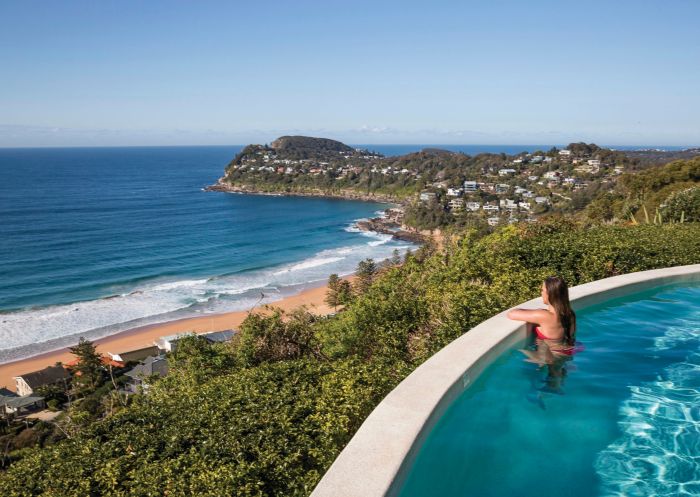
[{"xmin": 310, "ymin": 264, "xmax": 700, "ymax": 497}]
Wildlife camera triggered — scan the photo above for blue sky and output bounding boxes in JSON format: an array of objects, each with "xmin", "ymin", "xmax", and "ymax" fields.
[{"xmin": 1, "ymin": 0, "xmax": 699, "ymax": 147}]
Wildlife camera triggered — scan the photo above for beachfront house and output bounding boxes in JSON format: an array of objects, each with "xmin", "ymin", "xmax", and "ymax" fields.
[
  {"xmin": 13, "ymin": 365, "xmax": 70, "ymax": 397},
  {"xmin": 201, "ymin": 330, "xmax": 235, "ymax": 344},
  {"xmin": 125, "ymin": 356, "xmax": 169, "ymax": 393},
  {"xmin": 154, "ymin": 333, "xmax": 194, "ymax": 353},
  {"xmin": 108, "ymin": 345, "xmax": 161, "ymax": 365},
  {"xmin": 0, "ymin": 388, "xmax": 45, "ymax": 418}
]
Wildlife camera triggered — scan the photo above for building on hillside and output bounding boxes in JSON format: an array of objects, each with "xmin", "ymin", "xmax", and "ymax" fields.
[
  {"xmin": 463, "ymin": 180, "xmax": 479, "ymax": 192},
  {"xmin": 13, "ymin": 366, "xmax": 70, "ymax": 397},
  {"xmin": 483, "ymin": 204, "xmax": 500, "ymax": 213},
  {"xmin": 465, "ymin": 201, "xmax": 482, "ymax": 211},
  {"xmin": 448, "ymin": 198, "xmax": 465, "ymax": 211},
  {"xmin": 125, "ymin": 356, "xmax": 169, "ymax": 393},
  {"xmin": 498, "ymin": 168, "xmax": 517, "ymax": 176},
  {"xmin": 419, "ymin": 192, "xmax": 437, "ymax": 202},
  {"xmin": 447, "ymin": 188, "xmax": 463, "ymax": 197},
  {"xmin": 487, "ymin": 217, "xmax": 500, "ymax": 226},
  {"xmin": 558, "ymin": 149, "xmax": 572, "ymax": 156}
]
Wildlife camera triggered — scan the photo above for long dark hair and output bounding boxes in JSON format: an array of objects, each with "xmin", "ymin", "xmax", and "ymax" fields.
[{"xmin": 544, "ymin": 276, "xmax": 576, "ymax": 346}]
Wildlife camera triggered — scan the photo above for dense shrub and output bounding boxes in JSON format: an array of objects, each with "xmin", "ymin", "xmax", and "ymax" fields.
[{"xmin": 1, "ymin": 222, "xmax": 699, "ymax": 496}]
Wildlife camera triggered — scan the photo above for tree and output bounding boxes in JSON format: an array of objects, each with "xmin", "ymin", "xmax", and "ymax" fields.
[
  {"xmin": 326, "ymin": 274, "xmax": 341, "ymax": 310},
  {"xmin": 355, "ymin": 258, "xmax": 377, "ymax": 294},
  {"xmin": 337, "ymin": 279, "xmax": 353, "ymax": 305},
  {"xmin": 68, "ymin": 337, "xmax": 103, "ymax": 394},
  {"xmin": 662, "ymin": 186, "xmax": 700, "ymax": 222}
]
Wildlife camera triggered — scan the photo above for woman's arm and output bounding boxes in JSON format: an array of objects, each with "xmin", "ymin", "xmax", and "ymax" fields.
[{"xmin": 506, "ymin": 308, "xmax": 549, "ymax": 324}]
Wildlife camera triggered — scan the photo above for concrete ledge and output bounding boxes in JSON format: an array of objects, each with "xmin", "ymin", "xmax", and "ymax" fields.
[{"xmin": 310, "ymin": 264, "xmax": 700, "ymax": 497}]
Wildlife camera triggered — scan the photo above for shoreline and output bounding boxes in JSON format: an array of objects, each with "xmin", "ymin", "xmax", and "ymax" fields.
[
  {"xmin": 205, "ymin": 180, "xmax": 408, "ymax": 205},
  {"xmin": 0, "ymin": 276, "xmax": 353, "ymax": 392}
]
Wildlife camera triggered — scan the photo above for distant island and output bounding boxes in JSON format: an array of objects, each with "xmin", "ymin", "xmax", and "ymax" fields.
[{"xmin": 208, "ymin": 135, "xmax": 700, "ymax": 231}]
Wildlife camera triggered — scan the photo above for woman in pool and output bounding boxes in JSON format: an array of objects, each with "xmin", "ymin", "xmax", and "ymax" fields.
[{"xmin": 507, "ymin": 276, "xmax": 577, "ymax": 363}]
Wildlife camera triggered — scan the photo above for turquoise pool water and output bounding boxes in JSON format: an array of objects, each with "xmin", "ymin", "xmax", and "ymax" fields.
[{"xmin": 397, "ymin": 283, "xmax": 700, "ymax": 497}]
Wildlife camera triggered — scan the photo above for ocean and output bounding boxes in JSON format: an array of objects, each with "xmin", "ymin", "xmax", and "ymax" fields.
[
  {"xmin": 0, "ymin": 143, "xmax": 689, "ymax": 364},
  {"xmin": 0, "ymin": 146, "xmax": 414, "ymax": 364}
]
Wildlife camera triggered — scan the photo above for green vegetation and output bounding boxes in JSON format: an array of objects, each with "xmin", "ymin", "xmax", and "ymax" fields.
[
  {"xmin": 1, "ymin": 220, "xmax": 699, "ymax": 496},
  {"xmin": 585, "ymin": 157, "xmax": 700, "ymax": 222}
]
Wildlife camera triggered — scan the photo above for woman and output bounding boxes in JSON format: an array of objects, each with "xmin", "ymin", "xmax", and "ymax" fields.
[{"xmin": 507, "ymin": 276, "xmax": 577, "ymax": 362}]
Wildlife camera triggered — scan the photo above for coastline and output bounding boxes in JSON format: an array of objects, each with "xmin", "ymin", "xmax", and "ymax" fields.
[
  {"xmin": 205, "ymin": 180, "xmax": 407, "ymax": 205},
  {"xmin": 0, "ymin": 276, "xmax": 353, "ymax": 392}
]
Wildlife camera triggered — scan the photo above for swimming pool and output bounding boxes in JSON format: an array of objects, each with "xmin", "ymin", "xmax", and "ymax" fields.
[{"xmin": 395, "ymin": 282, "xmax": 700, "ymax": 497}]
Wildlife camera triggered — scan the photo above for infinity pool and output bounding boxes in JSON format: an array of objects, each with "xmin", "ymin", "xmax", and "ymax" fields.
[{"xmin": 397, "ymin": 283, "xmax": 700, "ymax": 497}]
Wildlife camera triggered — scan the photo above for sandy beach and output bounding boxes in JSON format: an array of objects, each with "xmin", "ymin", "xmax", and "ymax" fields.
[{"xmin": 0, "ymin": 278, "xmax": 350, "ymax": 392}]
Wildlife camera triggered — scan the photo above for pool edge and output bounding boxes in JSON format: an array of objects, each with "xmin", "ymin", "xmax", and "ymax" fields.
[{"xmin": 310, "ymin": 264, "xmax": 700, "ymax": 497}]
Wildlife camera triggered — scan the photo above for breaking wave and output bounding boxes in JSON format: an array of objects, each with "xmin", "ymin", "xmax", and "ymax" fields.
[{"xmin": 0, "ymin": 234, "xmax": 415, "ymax": 364}]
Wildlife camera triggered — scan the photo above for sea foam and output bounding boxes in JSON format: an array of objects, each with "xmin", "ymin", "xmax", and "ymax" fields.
[{"xmin": 0, "ymin": 235, "xmax": 416, "ymax": 364}]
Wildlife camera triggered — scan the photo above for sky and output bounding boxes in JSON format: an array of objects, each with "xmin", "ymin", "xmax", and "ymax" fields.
[{"xmin": 1, "ymin": 0, "xmax": 699, "ymax": 147}]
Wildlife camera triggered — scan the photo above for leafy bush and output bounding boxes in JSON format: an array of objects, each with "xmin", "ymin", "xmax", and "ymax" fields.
[{"xmin": 1, "ymin": 222, "xmax": 699, "ymax": 495}]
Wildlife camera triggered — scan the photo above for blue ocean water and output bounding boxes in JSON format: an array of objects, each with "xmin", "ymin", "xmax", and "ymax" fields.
[
  {"xmin": 397, "ymin": 283, "xmax": 700, "ymax": 497},
  {"xmin": 0, "ymin": 146, "xmax": 414, "ymax": 363},
  {"xmin": 354, "ymin": 144, "xmax": 693, "ymax": 157}
]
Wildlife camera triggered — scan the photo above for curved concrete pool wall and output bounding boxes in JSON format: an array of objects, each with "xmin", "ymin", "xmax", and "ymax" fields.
[{"xmin": 310, "ymin": 264, "xmax": 700, "ymax": 497}]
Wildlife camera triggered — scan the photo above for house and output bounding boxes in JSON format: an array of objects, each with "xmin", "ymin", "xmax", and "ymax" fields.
[
  {"xmin": 483, "ymin": 204, "xmax": 500, "ymax": 212},
  {"xmin": 419, "ymin": 192, "xmax": 437, "ymax": 202},
  {"xmin": 463, "ymin": 181, "xmax": 479, "ymax": 192},
  {"xmin": 154, "ymin": 333, "xmax": 194, "ymax": 353},
  {"xmin": 446, "ymin": 188, "xmax": 463, "ymax": 197},
  {"xmin": 125, "ymin": 356, "xmax": 169, "ymax": 393},
  {"xmin": 108, "ymin": 345, "xmax": 161, "ymax": 365},
  {"xmin": 0, "ymin": 388, "xmax": 44, "ymax": 418},
  {"xmin": 558, "ymin": 149, "xmax": 572, "ymax": 156},
  {"xmin": 465, "ymin": 201, "xmax": 482, "ymax": 211},
  {"xmin": 448, "ymin": 198, "xmax": 465, "ymax": 210},
  {"xmin": 498, "ymin": 168, "xmax": 516, "ymax": 176},
  {"xmin": 587, "ymin": 159, "xmax": 601, "ymax": 166},
  {"xmin": 487, "ymin": 217, "xmax": 500, "ymax": 226},
  {"xmin": 543, "ymin": 171, "xmax": 560, "ymax": 180},
  {"xmin": 14, "ymin": 365, "xmax": 70, "ymax": 397},
  {"xmin": 535, "ymin": 196, "xmax": 550, "ymax": 204},
  {"xmin": 495, "ymin": 184, "xmax": 510, "ymax": 194},
  {"xmin": 518, "ymin": 202, "xmax": 531, "ymax": 211},
  {"xmin": 201, "ymin": 330, "xmax": 235, "ymax": 344},
  {"xmin": 499, "ymin": 199, "xmax": 518, "ymax": 211}
]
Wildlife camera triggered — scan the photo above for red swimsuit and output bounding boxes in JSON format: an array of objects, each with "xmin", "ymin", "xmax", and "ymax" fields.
[{"xmin": 534, "ymin": 326, "xmax": 576, "ymax": 356}]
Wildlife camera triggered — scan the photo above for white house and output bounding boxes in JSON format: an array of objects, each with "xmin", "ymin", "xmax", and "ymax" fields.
[
  {"xmin": 498, "ymin": 168, "xmax": 517, "ymax": 176},
  {"xmin": 535, "ymin": 196, "xmax": 550, "ymax": 204},
  {"xmin": 463, "ymin": 180, "xmax": 479, "ymax": 192},
  {"xmin": 543, "ymin": 171, "xmax": 560, "ymax": 180},
  {"xmin": 465, "ymin": 201, "xmax": 482, "ymax": 211},
  {"xmin": 558, "ymin": 149, "xmax": 572, "ymax": 156},
  {"xmin": 518, "ymin": 202, "xmax": 531, "ymax": 211},
  {"xmin": 487, "ymin": 217, "xmax": 500, "ymax": 226},
  {"xmin": 483, "ymin": 204, "xmax": 500, "ymax": 212},
  {"xmin": 447, "ymin": 188, "xmax": 463, "ymax": 197}
]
